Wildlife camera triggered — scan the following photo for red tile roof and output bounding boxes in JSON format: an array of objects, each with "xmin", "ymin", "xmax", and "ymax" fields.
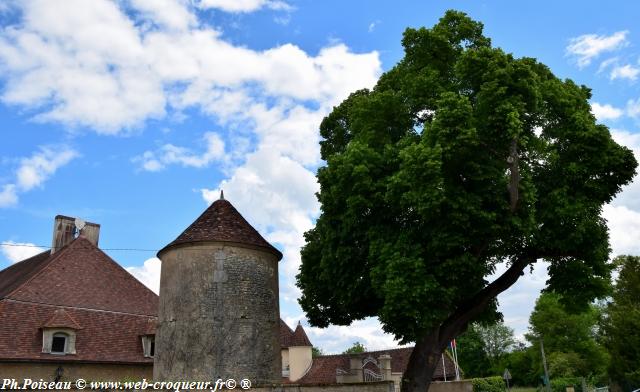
[
  {"xmin": 42, "ymin": 308, "xmax": 82, "ymax": 330},
  {"xmin": 0, "ymin": 300, "xmax": 154, "ymax": 364},
  {"xmin": 295, "ymin": 347, "xmax": 458, "ymax": 384},
  {"xmin": 0, "ymin": 236, "xmax": 159, "ymax": 364},
  {"xmin": 0, "ymin": 250, "xmax": 52, "ymax": 299},
  {"xmin": 280, "ymin": 319, "xmax": 296, "ymax": 348},
  {"xmin": 280, "ymin": 320, "xmax": 312, "ymax": 347},
  {"xmin": 4, "ymin": 236, "xmax": 158, "ymax": 315},
  {"xmin": 159, "ymin": 198, "xmax": 282, "ymax": 260},
  {"xmin": 291, "ymin": 323, "xmax": 313, "ymax": 347}
]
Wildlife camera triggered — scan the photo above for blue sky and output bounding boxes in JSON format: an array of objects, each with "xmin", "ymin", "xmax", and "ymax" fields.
[{"xmin": 1, "ymin": 0, "xmax": 640, "ymax": 353}]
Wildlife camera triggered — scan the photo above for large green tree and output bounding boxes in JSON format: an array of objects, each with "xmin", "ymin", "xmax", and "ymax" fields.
[
  {"xmin": 297, "ymin": 10, "xmax": 637, "ymax": 392},
  {"xmin": 601, "ymin": 256, "xmax": 640, "ymax": 391},
  {"xmin": 456, "ymin": 324, "xmax": 491, "ymax": 377},
  {"xmin": 456, "ymin": 322, "xmax": 515, "ymax": 377},
  {"xmin": 526, "ymin": 292, "xmax": 608, "ymax": 379}
]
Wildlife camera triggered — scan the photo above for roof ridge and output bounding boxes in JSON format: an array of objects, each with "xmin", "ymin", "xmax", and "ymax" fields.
[{"xmin": 73, "ymin": 236, "xmax": 160, "ymax": 300}]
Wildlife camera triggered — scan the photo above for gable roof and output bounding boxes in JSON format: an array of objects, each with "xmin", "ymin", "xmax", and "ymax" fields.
[
  {"xmin": 0, "ymin": 236, "xmax": 158, "ymax": 316},
  {"xmin": 42, "ymin": 308, "xmax": 82, "ymax": 329},
  {"xmin": 296, "ymin": 347, "xmax": 458, "ymax": 384},
  {"xmin": 159, "ymin": 198, "xmax": 282, "ymax": 260}
]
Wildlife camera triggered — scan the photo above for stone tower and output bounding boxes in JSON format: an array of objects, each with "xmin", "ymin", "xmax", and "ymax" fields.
[{"xmin": 154, "ymin": 194, "xmax": 282, "ymax": 383}]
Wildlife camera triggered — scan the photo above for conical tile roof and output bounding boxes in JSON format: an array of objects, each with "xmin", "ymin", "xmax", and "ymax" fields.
[
  {"xmin": 291, "ymin": 322, "xmax": 312, "ymax": 347},
  {"xmin": 160, "ymin": 198, "xmax": 282, "ymax": 260}
]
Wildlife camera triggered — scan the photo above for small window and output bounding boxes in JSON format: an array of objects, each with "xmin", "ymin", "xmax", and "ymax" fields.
[
  {"xmin": 51, "ymin": 333, "xmax": 68, "ymax": 354},
  {"xmin": 142, "ymin": 335, "xmax": 155, "ymax": 358}
]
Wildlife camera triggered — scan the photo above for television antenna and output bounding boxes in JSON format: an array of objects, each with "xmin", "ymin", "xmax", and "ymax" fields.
[{"xmin": 74, "ymin": 218, "xmax": 86, "ymax": 232}]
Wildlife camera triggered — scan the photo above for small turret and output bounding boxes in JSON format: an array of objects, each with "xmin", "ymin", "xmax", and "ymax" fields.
[{"xmin": 154, "ymin": 197, "xmax": 282, "ymax": 383}]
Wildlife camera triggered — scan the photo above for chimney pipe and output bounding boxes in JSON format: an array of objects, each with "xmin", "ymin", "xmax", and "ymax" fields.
[{"xmin": 51, "ymin": 215, "xmax": 100, "ymax": 254}]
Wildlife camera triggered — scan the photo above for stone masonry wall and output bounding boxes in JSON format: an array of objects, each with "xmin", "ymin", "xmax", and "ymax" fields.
[{"xmin": 154, "ymin": 243, "xmax": 280, "ymax": 384}]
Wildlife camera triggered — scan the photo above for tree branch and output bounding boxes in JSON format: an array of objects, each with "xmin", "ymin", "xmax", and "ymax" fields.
[{"xmin": 438, "ymin": 254, "xmax": 534, "ymax": 346}]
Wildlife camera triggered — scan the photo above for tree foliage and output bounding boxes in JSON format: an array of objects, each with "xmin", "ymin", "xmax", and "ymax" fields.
[
  {"xmin": 456, "ymin": 322, "xmax": 515, "ymax": 377},
  {"xmin": 601, "ymin": 256, "xmax": 640, "ymax": 391},
  {"xmin": 296, "ymin": 9, "xmax": 637, "ymax": 391},
  {"xmin": 526, "ymin": 292, "xmax": 608, "ymax": 380},
  {"xmin": 456, "ymin": 324, "xmax": 492, "ymax": 377},
  {"xmin": 343, "ymin": 341, "xmax": 367, "ymax": 354},
  {"xmin": 476, "ymin": 322, "xmax": 516, "ymax": 365}
]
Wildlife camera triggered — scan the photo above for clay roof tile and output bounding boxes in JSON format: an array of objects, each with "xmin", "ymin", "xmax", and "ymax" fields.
[
  {"xmin": 159, "ymin": 198, "xmax": 282, "ymax": 260},
  {"xmin": 291, "ymin": 322, "xmax": 313, "ymax": 347},
  {"xmin": 42, "ymin": 308, "xmax": 82, "ymax": 330}
]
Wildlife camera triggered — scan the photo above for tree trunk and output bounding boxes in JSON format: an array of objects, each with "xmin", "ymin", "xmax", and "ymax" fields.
[
  {"xmin": 400, "ymin": 255, "xmax": 534, "ymax": 392},
  {"xmin": 400, "ymin": 330, "xmax": 445, "ymax": 392}
]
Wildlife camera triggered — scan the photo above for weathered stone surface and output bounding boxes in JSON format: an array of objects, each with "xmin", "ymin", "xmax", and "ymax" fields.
[{"xmin": 154, "ymin": 242, "xmax": 280, "ymax": 383}]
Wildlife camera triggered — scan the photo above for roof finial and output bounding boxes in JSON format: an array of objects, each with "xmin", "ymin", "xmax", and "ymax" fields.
[{"xmin": 220, "ymin": 189, "xmax": 224, "ymax": 200}]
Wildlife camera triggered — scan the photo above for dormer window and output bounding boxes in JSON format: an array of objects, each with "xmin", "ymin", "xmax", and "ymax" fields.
[
  {"xmin": 42, "ymin": 329, "xmax": 76, "ymax": 355},
  {"xmin": 51, "ymin": 332, "xmax": 68, "ymax": 354},
  {"xmin": 41, "ymin": 309, "xmax": 81, "ymax": 355},
  {"xmin": 142, "ymin": 335, "xmax": 155, "ymax": 358}
]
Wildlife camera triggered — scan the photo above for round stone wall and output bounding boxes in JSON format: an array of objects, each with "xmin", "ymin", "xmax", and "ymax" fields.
[{"xmin": 154, "ymin": 242, "xmax": 281, "ymax": 383}]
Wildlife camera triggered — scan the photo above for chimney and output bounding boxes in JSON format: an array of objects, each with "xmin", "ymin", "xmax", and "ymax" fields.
[{"xmin": 51, "ymin": 215, "xmax": 100, "ymax": 254}]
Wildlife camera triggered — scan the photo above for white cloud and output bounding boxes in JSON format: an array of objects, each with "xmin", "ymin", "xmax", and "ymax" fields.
[
  {"xmin": 494, "ymin": 261, "xmax": 549, "ymax": 341},
  {"xmin": 567, "ymin": 31, "xmax": 628, "ymax": 68},
  {"xmin": 611, "ymin": 64, "xmax": 640, "ymax": 81},
  {"xmin": 591, "ymin": 102, "xmax": 624, "ymax": 121},
  {"xmin": 283, "ymin": 316, "xmax": 405, "ymax": 354},
  {"xmin": 133, "ymin": 132, "xmax": 226, "ymax": 171},
  {"xmin": 598, "ymin": 57, "xmax": 619, "ymax": 73},
  {"xmin": 0, "ymin": 185, "xmax": 18, "ymax": 208},
  {"xmin": 16, "ymin": 146, "xmax": 79, "ymax": 191},
  {"xmin": 606, "ymin": 129, "xmax": 640, "ymax": 256},
  {"xmin": 627, "ymin": 98, "xmax": 640, "ymax": 119},
  {"xmin": 368, "ymin": 21, "xmax": 380, "ymax": 33},
  {"xmin": 609, "ymin": 129, "xmax": 640, "ymax": 210},
  {"xmin": 603, "ymin": 204, "xmax": 640, "ymax": 256},
  {"xmin": 129, "ymin": 0, "xmax": 195, "ymax": 31},
  {"xmin": 197, "ymin": 0, "xmax": 291, "ymax": 13},
  {"xmin": 0, "ymin": 241, "xmax": 45, "ymax": 264},
  {"xmin": 0, "ymin": 1, "xmax": 378, "ymax": 134},
  {"xmin": 0, "ymin": 145, "xmax": 78, "ymax": 208},
  {"xmin": 126, "ymin": 257, "xmax": 162, "ymax": 294}
]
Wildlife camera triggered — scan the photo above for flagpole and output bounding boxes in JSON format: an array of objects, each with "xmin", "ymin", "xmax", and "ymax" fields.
[
  {"xmin": 453, "ymin": 341, "xmax": 460, "ymax": 380},
  {"xmin": 450, "ymin": 340, "xmax": 460, "ymax": 381},
  {"xmin": 442, "ymin": 353, "xmax": 447, "ymax": 382}
]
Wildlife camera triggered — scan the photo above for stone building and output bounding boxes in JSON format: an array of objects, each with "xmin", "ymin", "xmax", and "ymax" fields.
[
  {"xmin": 154, "ymin": 194, "xmax": 282, "ymax": 383},
  {"xmin": 0, "ymin": 215, "xmax": 158, "ymax": 381}
]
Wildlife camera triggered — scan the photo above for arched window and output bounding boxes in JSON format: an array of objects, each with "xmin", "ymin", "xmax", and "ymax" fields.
[
  {"xmin": 51, "ymin": 332, "xmax": 69, "ymax": 354},
  {"xmin": 42, "ymin": 329, "xmax": 76, "ymax": 355}
]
